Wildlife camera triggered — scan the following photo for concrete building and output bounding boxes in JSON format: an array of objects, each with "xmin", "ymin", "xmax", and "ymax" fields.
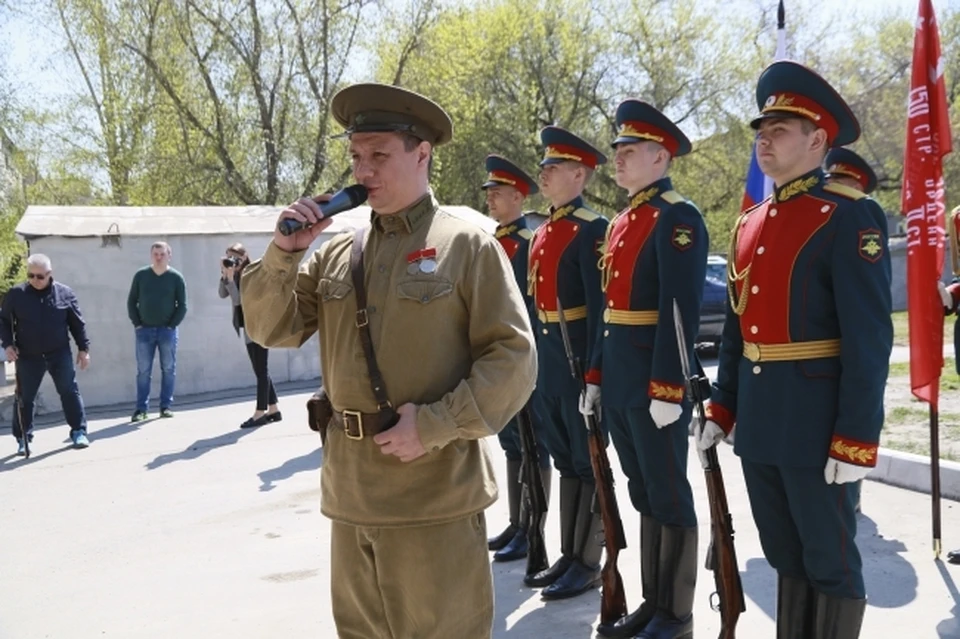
[{"xmin": 15, "ymin": 202, "xmax": 496, "ymax": 415}]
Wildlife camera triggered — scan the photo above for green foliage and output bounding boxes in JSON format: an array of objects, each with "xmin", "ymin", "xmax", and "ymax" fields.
[{"xmin": 0, "ymin": 0, "xmax": 958, "ymax": 260}]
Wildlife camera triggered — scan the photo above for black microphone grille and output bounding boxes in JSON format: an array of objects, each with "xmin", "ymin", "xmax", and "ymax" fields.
[{"xmin": 344, "ymin": 184, "xmax": 369, "ymax": 206}]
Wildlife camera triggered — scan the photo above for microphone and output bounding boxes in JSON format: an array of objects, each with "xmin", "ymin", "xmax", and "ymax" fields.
[{"xmin": 278, "ymin": 184, "xmax": 369, "ymax": 236}]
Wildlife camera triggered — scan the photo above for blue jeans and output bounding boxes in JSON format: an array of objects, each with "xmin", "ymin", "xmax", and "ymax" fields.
[
  {"xmin": 135, "ymin": 326, "xmax": 178, "ymax": 412},
  {"xmin": 12, "ymin": 345, "xmax": 87, "ymax": 441}
]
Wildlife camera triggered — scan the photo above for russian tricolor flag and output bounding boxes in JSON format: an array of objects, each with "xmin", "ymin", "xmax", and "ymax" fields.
[{"xmin": 741, "ymin": 0, "xmax": 787, "ymax": 212}]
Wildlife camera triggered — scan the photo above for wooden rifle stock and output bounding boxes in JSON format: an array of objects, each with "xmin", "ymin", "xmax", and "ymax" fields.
[
  {"xmin": 556, "ymin": 298, "xmax": 627, "ymax": 624},
  {"xmin": 693, "ymin": 376, "xmax": 745, "ymax": 639},
  {"xmin": 516, "ymin": 405, "xmax": 549, "ymax": 577},
  {"xmin": 671, "ymin": 299, "xmax": 744, "ymax": 638}
]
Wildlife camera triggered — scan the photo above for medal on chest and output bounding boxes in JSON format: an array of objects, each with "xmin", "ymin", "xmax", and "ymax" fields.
[{"xmin": 406, "ymin": 247, "xmax": 438, "ymax": 274}]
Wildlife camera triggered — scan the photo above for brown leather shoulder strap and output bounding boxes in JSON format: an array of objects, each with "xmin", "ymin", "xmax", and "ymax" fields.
[{"xmin": 350, "ymin": 227, "xmax": 398, "ymax": 428}]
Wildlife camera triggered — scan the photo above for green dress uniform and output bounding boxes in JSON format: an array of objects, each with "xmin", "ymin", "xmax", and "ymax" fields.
[{"xmin": 241, "ymin": 84, "xmax": 538, "ymax": 639}]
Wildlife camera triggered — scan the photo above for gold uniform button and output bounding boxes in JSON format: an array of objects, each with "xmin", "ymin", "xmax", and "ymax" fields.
[
  {"xmin": 653, "ymin": 211, "xmax": 659, "ymax": 218},
  {"xmin": 608, "ymin": 300, "xmax": 614, "ymax": 307},
  {"xmin": 538, "ymin": 276, "xmax": 544, "ymax": 282},
  {"xmin": 751, "ymin": 285, "xmax": 759, "ymax": 294},
  {"xmin": 540, "ymin": 249, "xmax": 545, "ymax": 255},
  {"xmin": 753, "ymin": 365, "xmax": 762, "ymax": 375},
  {"xmin": 614, "ymin": 271, "xmax": 619, "ymax": 278},
  {"xmin": 630, "ymin": 213, "xmax": 636, "ymax": 220},
  {"xmin": 604, "ymin": 330, "xmax": 610, "ymax": 337},
  {"xmin": 542, "ymin": 328, "xmax": 548, "ymax": 335},
  {"xmin": 769, "ymin": 208, "xmax": 778, "ymax": 217},
  {"xmin": 750, "ymin": 325, "xmax": 759, "ymax": 335},
  {"xmin": 821, "ymin": 205, "xmax": 831, "ymax": 213},
  {"xmin": 618, "ymin": 241, "xmax": 625, "ymax": 248},
  {"xmin": 548, "ymin": 226, "xmax": 553, "ymax": 233},
  {"xmin": 757, "ymin": 246, "xmax": 765, "ymax": 255}
]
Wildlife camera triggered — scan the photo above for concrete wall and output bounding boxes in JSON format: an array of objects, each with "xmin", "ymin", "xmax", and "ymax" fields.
[{"xmin": 25, "ymin": 233, "xmax": 325, "ymax": 415}]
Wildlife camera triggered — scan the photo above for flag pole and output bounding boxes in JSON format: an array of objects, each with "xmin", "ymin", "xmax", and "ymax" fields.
[{"xmin": 932, "ymin": 404, "xmax": 942, "ymax": 558}]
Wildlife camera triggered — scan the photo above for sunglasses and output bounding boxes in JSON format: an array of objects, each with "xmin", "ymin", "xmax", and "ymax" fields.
[{"xmin": 27, "ymin": 273, "xmax": 49, "ymax": 280}]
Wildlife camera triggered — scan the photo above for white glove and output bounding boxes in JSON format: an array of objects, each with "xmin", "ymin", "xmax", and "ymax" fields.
[
  {"xmin": 824, "ymin": 458, "xmax": 872, "ymax": 484},
  {"xmin": 939, "ymin": 281, "xmax": 954, "ymax": 311},
  {"xmin": 650, "ymin": 399, "xmax": 682, "ymax": 429},
  {"xmin": 697, "ymin": 420, "xmax": 733, "ymax": 450},
  {"xmin": 579, "ymin": 383, "xmax": 601, "ymax": 417}
]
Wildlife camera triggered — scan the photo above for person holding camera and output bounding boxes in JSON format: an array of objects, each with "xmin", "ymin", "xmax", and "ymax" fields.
[{"xmin": 219, "ymin": 243, "xmax": 282, "ymax": 429}]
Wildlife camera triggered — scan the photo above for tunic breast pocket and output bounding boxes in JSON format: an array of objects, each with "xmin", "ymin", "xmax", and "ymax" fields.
[
  {"xmin": 318, "ymin": 278, "xmax": 353, "ymax": 302},
  {"xmin": 396, "ymin": 279, "xmax": 454, "ymax": 305}
]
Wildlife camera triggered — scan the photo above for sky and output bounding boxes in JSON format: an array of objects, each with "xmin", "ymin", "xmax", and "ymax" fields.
[{"xmin": 3, "ymin": 0, "xmax": 958, "ymax": 105}]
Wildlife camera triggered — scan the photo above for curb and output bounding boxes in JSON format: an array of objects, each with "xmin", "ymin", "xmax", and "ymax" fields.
[{"xmin": 869, "ymin": 446, "xmax": 960, "ymax": 501}]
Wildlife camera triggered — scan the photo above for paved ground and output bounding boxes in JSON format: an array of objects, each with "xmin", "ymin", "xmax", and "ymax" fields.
[{"xmin": 2, "ymin": 387, "xmax": 960, "ymax": 638}]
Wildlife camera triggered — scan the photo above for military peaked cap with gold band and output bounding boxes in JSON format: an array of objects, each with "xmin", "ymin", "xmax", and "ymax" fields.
[
  {"xmin": 750, "ymin": 61, "xmax": 860, "ymax": 147},
  {"xmin": 481, "ymin": 154, "xmax": 539, "ymax": 196},
  {"xmin": 612, "ymin": 99, "xmax": 692, "ymax": 157},
  {"xmin": 331, "ymin": 83, "xmax": 454, "ymax": 146},
  {"xmin": 539, "ymin": 126, "xmax": 607, "ymax": 168},
  {"xmin": 824, "ymin": 147, "xmax": 877, "ymax": 194}
]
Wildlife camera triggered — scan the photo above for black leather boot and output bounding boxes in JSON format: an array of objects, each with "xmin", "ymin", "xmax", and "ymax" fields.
[
  {"xmin": 776, "ymin": 574, "xmax": 816, "ymax": 639},
  {"xmin": 496, "ymin": 466, "xmax": 551, "ymax": 562},
  {"xmin": 541, "ymin": 481, "xmax": 602, "ymax": 600},
  {"xmin": 813, "ymin": 591, "xmax": 866, "ymax": 639},
  {"xmin": 637, "ymin": 525, "xmax": 697, "ymax": 639},
  {"xmin": 597, "ymin": 515, "xmax": 662, "ymax": 637},
  {"xmin": 488, "ymin": 459, "xmax": 522, "ymax": 551},
  {"xmin": 525, "ymin": 477, "xmax": 580, "ymax": 588}
]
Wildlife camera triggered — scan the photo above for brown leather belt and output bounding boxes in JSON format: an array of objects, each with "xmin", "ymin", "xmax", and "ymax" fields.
[{"xmin": 330, "ymin": 409, "xmax": 387, "ymax": 440}]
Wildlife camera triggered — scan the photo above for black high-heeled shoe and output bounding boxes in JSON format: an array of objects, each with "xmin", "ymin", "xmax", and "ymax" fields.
[
  {"xmin": 265, "ymin": 411, "xmax": 283, "ymax": 423},
  {"xmin": 240, "ymin": 415, "xmax": 269, "ymax": 429}
]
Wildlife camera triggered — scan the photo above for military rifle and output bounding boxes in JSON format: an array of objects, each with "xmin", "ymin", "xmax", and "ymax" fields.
[
  {"xmin": 516, "ymin": 404, "xmax": 549, "ymax": 577},
  {"xmin": 671, "ymin": 299, "xmax": 744, "ymax": 638},
  {"xmin": 556, "ymin": 298, "xmax": 627, "ymax": 624}
]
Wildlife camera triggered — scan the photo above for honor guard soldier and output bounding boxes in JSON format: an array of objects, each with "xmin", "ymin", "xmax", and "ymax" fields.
[
  {"xmin": 825, "ymin": 146, "xmax": 880, "ymax": 517},
  {"xmin": 523, "ymin": 126, "xmax": 610, "ymax": 600},
  {"xmin": 824, "ymin": 147, "xmax": 878, "ymax": 195},
  {"xmin": 587, "ymin": 100, "xmax": 707, "ymax": 639},
  {"xmin": 946, "ymin": 206, "xmax": 960, "ymax": 566},
  {"xmin": 482, "ymin": 154, "xmax": 553, "ymax": 562},
  {"xmin": 942, "ymin": 205, "xmax": 960, "ymax": 412},
  {"xmin": 241, "ymin": 83, "xmax": 537, "ymax": 639},
  {"xmin": 701, "ymin": 61, "xmax": 893, "ymax": 638}
]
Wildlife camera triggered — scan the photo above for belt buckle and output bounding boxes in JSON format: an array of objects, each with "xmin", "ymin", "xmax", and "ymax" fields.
[
  {"xmin": 342, "ymin": 409, "xmax": 364, "ymax": 440},
  {"xmin": 744, "ymin": 342, "xmax": 761, "ymax": 362}
]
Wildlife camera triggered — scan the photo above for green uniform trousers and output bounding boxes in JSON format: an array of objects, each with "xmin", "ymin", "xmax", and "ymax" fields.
[{"xmin": 330, "ymin": 512, "xmax": 493, "ymax": 638}]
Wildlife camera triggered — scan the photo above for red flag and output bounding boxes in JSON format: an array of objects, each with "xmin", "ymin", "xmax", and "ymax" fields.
[{"xmin": 903, "ymin": 0, "xmax": 953, "ymax": 408}]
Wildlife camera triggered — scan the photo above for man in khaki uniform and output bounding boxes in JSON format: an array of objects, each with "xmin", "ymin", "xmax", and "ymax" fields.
[{"xmin": 241, "ymin": 83, "xmax": 537, "ymax": 639}]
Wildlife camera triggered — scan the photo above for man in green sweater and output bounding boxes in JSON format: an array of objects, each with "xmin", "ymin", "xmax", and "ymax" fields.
[{"xmin": 127, "ymin": 241, "xmax": 188, "ymax": 421}]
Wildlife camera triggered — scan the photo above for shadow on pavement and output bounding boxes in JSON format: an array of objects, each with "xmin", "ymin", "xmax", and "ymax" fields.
[
  {"xmin": 741, "ymin": 555, "xmax": 776, "ymax": 621},
  {"xmin": 0, "ymin": 443, "xmax": 76, "ymax": 472},
  {"xmin": 936, "ymin": 560, "xmax": 960, "ymax": 638},
  {"xmin": 859, "ymin": 514, "xmax": 917, "ymax": 608},
  {"xmin": 145, "ymin": 427, "xmax": 259, "ymax": 470},
  {"xmin": 492, "ymin": 560, "xmax": 601, "ymax": 637},
  {"xmin": 258, "ymin": 446, "xmax": 323, "ymax": 492},
  {"xmin": 90, "ymin": 417, "xmax": 162, "ymax": 443}
]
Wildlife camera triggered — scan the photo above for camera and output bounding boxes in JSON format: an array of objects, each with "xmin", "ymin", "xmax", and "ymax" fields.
[{"xmin": 222, "ymin": 256, "xmax": 240, "ymax": 268}]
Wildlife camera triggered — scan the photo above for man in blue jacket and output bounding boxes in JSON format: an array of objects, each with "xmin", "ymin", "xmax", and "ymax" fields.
[{"xmin": 1, "ymin": 254, "xmax": 91, "ymax": 454}]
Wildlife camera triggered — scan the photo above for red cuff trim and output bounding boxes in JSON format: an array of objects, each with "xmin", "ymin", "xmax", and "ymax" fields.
[
  {"xmin": 704, "ymin": 402, "xmax": 735, "ymax": 434},
  {"xmin": 829, "ymin": 435, "xmax": 878, "ymax": 467},
  {"xmin": 649, "ymin": 380, "xmax": 684, "ymax": 403},
  {"xmin": 585, "ymin": 368, "xmax": 602, "ymax": 385}
]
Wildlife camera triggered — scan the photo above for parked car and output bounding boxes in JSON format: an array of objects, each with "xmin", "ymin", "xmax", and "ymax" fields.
[{"xmin": 697, "ymin": 255, "xmax": 727, "ymax": 349}]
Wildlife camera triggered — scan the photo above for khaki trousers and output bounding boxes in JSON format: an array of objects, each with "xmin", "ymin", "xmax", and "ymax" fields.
[{"xmin": 330, "ymin": 512, "xmax": 494, "ymax": 639}]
